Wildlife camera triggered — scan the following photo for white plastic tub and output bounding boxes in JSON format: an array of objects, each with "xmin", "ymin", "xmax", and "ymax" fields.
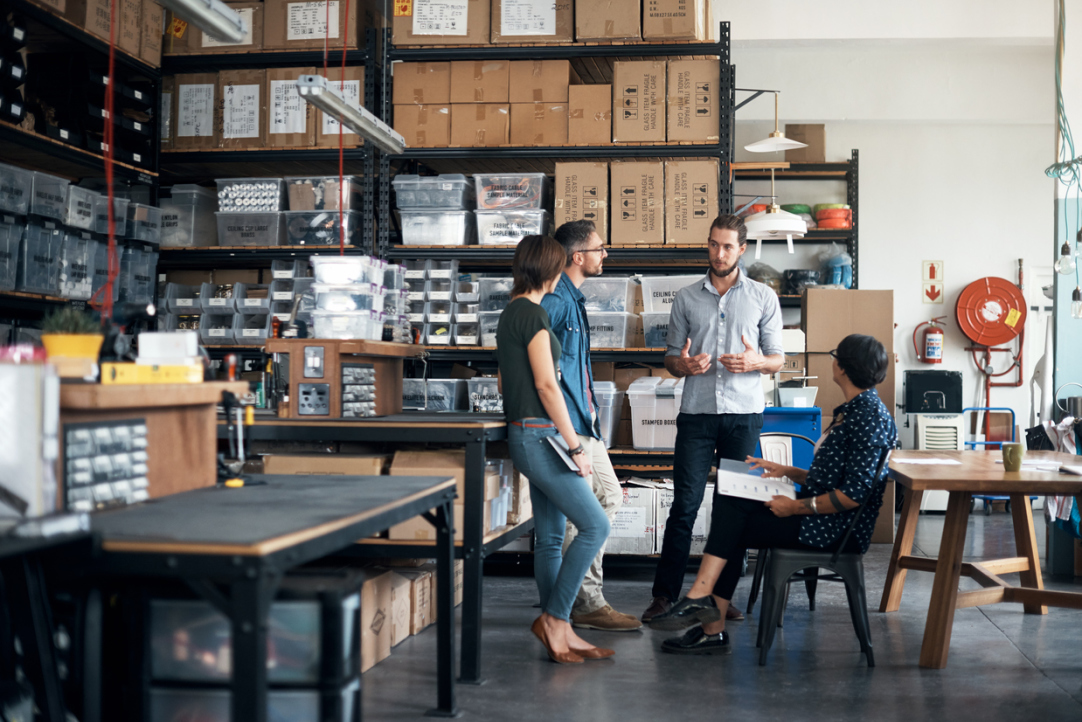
[
  {"xmin": 593, "ymin": 381, "xmax": 624, "ymax": 449},
  {"xmin": 580, "ymin": 276, "xmax": 635, "ymax": 313},
  {"xmin": 309, "ymin": 255, "xmax": 372, "ymax": 285},
  {"xmin": 588, "ymin": 312, "xmax": 634, "ymax": 349},
  {"xmin": 639, "ymin": 275, "xmax": 700, "ymax": 314},
  {"xmin": 312, "ymin": 310, "xmax": 377, "ymax": 340},
  {"xmin": 400, "ymin": 210, "xmax": 474, "ymax": 245},
  {"xmin": 627, "ymin": 377, "xmax": 685, "ymax": 450}
]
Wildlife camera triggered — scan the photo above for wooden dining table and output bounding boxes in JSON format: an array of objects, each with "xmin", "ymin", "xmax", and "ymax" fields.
[{"xmin": 880, "ymin": 449, "xmax": 1082, "ymax": 668}]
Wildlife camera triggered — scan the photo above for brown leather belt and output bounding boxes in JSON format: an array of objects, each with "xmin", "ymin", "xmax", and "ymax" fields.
[{"xmin": 510, "ymin": 420, "xmax": 556, "ymax": 429}]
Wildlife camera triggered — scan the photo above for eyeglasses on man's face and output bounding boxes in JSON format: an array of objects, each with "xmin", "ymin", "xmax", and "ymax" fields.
[
  {"xmin": 577, "ymin": 246, "xmax": 608, "ymax": 255},
  {"xmin": 829, "ymin": 349, "xmax": 839, "ymax": 359}
]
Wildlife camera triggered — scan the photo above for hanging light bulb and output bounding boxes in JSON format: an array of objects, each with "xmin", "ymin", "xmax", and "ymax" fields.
[
  {"xmin": 1054, "ymin": 241, "xmax": 1077, "ymax": 275},
  {"xmin": 1072, "ymin": 287, "xmax": 1082, "ymax": 319}
]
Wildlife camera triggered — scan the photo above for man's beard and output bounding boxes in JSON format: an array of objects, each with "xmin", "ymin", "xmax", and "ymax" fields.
[{"xmin": 709, "ymin": 259, "xmax": 739, "ymax": 279}]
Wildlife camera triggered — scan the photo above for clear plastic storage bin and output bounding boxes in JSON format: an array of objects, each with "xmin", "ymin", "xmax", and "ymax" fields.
[
  {"xmin": 639, "ymin": 275, "xmax": 699, "ymax": 314},
  {"xmin": 18, "ymin": 221, "xmax": 62, "ymax": 295},
  {"xmin": 475, "ymin": 209, "xmax": 551, "ymax": 245},
  {"xmin": 384, "ymin": 263, "xmax": 406, "ymax": 290},
  {"xmin": 267, "ymin": 279, "xmax": 294, "ymax": 304},
  {"xmin": 425, "ymin": 279, "xmax": 452, "ymax": 301},
  {"xmin": 126, "ymin": 203, "xmax": 162, "ymax": 244},
  {"xmin": 453, "ymin": 323, "xmax": 479, "ymax": 346},
  {"xmin": 59, "ymin": 232, "xmax": 93, "ymax": 300},
  {"xmin": 312, "ymin": 310, "xmax": 378, "ymax": 340},
  {"xmin": 312, "ymin": 283, "xmax": 385, "ymax": 312},
  {"xmin": 402, "ymin": 259, "xmax": 427, "ymax": 280},
  {"xmin": 232, "ymin": 283, "xmax": 271, "ymax": 313},
  {"xmin": 479, "ymin": 311, "xmax": 501, "ymax": 346},
  {"xmin": 593, "ymin": 381, "xmax": 624, "ymax": 449},
  {"xmin": 199, "ymin": 313, "xmax": 234, "ymax": 344},
  {"xmin": 310, "ymin": 255, "xmax": 371, "ymax": 285},
  {"xmin": 393, "ymin": 173, "xmax": 474, "ymax": 210},
  {"xmin": 400, "ymin": 210, "xmax": 474, "ymax": 246},
  {"xmin": 427, "ymin": 259, "xmax": 459, "ymax": 280},
  {"xmin": 30, "ymin": 172, "xmax": 70, "ymax": 220},
  {"xmin": 426, "ymin": 379, "xmax": 467, "ymax": 411},
  {"xmin": 162, "ymin": 283, "xmax": 201, "ymax": 315},
  {"xmin": 199, "ymin": 283, "xmax": 236, "ymax": 313},
  {"xmin": 0, "ymin": 216, "xmax": 24, "ymax": 291},
  {"xmin": 384, "ymin": 288, "xmax": 408, "ymax": 315},
  {"xmin": 90, "ymin": 239, "xmax": 118, "ymax": 303},
  {"xmin": 64, "ymin": 186, "xmax": 98, "ymax": 230},
  {"xmin": 641, "ymin": 312, "xmax": 671, "ymax": 348},
  {"xmin": 285, "ymin": 175, "xmax": 362, "ymax": 210},
  {"xmin": 119, "ymin": 246, "xmax": 155, "ymax": 304},
  {"xmin": 473, "ymin": 173, "xmax": 549, "ymax": 210},
  {"xmin": 588, "ymin": 312, "xmax": 635, "ymax": 349},
  {"xmin": 467, "ymin": 377, "xmax": 502, "ymax": 413},
  {"xmin": 425, "ymin": 300, "xmax": 453, "ymax": 323},
  {"xmin": 405, "ymin": 279, "xmax": 425, "ymax": 301},
  {"xmin": 627, "ymin": 377, "xmax": 685, "ymax": 450},
  {"xmin": 580, "ymin": 276, "xmax": 635, "ymax": 313},
  {"xmin": 479, "ymin": 277, "xmax": 513, "ymax": 312},
  {"xmin": 159, "ymin": 313, "xmax": 201, "ymax": 332},
  {"xmin": 271, "ymin": 259, "xmax": 306, "ymax": 280},
  {"xmin": 453, "ymin": 281, "xmax": 479, "ymax": 302},
  {"xmin": 406, "ymin": 298, "xmax": 426, "ymax": 322},
  {"xmin": 161, "ymin": 185, "xmax": 218, "ymax": 247},
  {"xmin": 0, "ymin": 162, "xmax": 32, "ymax": 214},
  {"xmin": 93, "ymin": 195, "xmax": 129, "ymax": 236},
  {"xmin": 215, "ymin": 212, "xmax": 283, "ymax": 246},
  {"xmin": 283, "ymin": 210, "xmax": 361, "ymax": 246},
  {"xmin": 402, "ymin": 378, "xmax": 427, "ymax": 410},
  {"xmin": 233, "ymin": 313, "xmax": 271, "ymax": 344},
  {"xmin": 148, "ymin": 680, "xmax": 359, "ymax": 722},
  {"xmin": 424, "ymin": 322, "xmax": 452, "ymax": 345},
  {"xmin": 215, "ymin": 178, "xmax": 286, "ymax": 212},
  {"xmin": 454, "ymin": 303, "xmax": 479, "ymax": 323}
]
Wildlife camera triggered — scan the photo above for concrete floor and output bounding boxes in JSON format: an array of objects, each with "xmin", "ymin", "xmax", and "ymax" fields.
[{"xmin": 364, "ymin": 511, "xmax": 1082, "ymax": 721}]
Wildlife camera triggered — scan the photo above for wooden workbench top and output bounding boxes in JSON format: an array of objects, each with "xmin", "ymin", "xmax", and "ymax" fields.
[{"xmin": 61, "ymin": 381, "xmax": 250, "ymax": 410}]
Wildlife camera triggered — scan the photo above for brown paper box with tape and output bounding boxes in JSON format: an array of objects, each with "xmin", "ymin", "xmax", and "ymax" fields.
[
  {"xmin": 491, "ymin": 0, "xmax": 573, "ymax": 43},
  {"xmin": 394, "ymin": 104, "xmax": 451, "ymax": 147},
  {"xmin": 392, "ymin": 0, "xmax": 491, "ymax": 46},
  {"xmin": 576, "ymin": 0, "xmax": 640, "ymax": 41},
  {"xmin": 610, "ymin": 161, "xmax": 664, "ymax": 245},
  {"xmin": 568, "ymin": 85, "xmax": 611, "ymax": 145},
  {"xmin": 163, "ymin": 3, "xmax": 264, "ymax": 55},
  {"xmin": 315, "ymin": 66, "xmax": 366, "ymax": 148},
  {"xmin": 612, "ymin": 60, "xmax": 665, "ymax": 143},
  {"xmin": 508, "ymin": 59, "xmax": 580, "ymax": 104},
  {"xmin": 449, "ymin": 60, "xmax": 509, "ymax": 104},
  {"xmin": 140, "ymin": 0, "xmax": 163, "ymax": 65},
  {"xmin": 118, "ymin": 0, "xmax": 141, "ymax": 55},
  {"xmin": 510, "ymin": 103, "xmax": 568, "ymax": 145},
  {"xmin": 65, "ymin": 0, "xmax": 111, "ymax": 41},
  {"xmin": 555, "ymin": 162, "xmax": 609, "ymax": 240},
  {"xmin": 667, "ymin": 59, "xmax": 720, "ymax": 142},
  {"xmin": 664, "ymin": 160, "xmax": 718, "ymax": 245},
  {"xmin": 266, "ymin": 67, "xmax": 317, "ymax": 148},
  {"xmin": 392, "ymin": 62, "xmax": 451, "ymax": 105},
  {"xmin": 173, "ymin": 73, "xmax": 220, "ymax": 150},
  {"xmin": 263, "ymin": 0, "xmax": 369, "ymax": 51},
  {"xmin": 643, "ymin": 0, "xmax": 711, "ymax": 41},
  {"xmin": 451, "ymin": 104, "xmax": 509, "ymax": 147},
  {"xmin": 217, "ymin": 69, "xmax": 268, "ymax": 149}
]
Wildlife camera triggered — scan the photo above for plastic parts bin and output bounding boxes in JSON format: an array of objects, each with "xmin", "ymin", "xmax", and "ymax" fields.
[
  {"xmin": 627, "ymin": 377, "xmax": 685, "ymax": 450},
  {"xmin": 467, "ymin": 377, "xmax": 502, "ymax": 413},
  {"xmin": 269, "ymin": 279, "xmax": 295, "ymax": 303},
  {"xmin": 310, "ymin": 255, "xmax": 372, "ymax": 285},
  {"xmin": 427, "ymin": 259, "xmax": 459, "ymax": 280},
  {"xmin": 588, "ymin": 312, "xmax": 635, "ymax": 349},
  {"xmin": 593, "ymin": 381, "xmax": 624, "ymax": 449},
  {"xmin": 215, "ymin": 212, "xmax": 284, "ymax": 246},
  {"xmin": 426, "ymin": 379, "xmax": 467, "ymax": 411},
  {"xmin": 453, "ymin": 322, "xmax": 479, "ymax": 345},
  {"xmin": 161, "ymin": 185, "xmax": 217, "ymax": 247},
  {"xmin": 312, "ymin": 310, "xmax": 379, "ymax": 340},
  {"xmin": 199, "ymin": 313, "xmax": 234, "ymax": 344},
  {"xmin": 0, "ymin": 162, "xmax": 32, "ymax": 214},
  {"xmin": 580, "ymin": 276, "xmax": 635, "ymax": 313},
  {"xmin": 199, "ymin": 282, "xmax": 236, "ymax": 313},
  {"xmin": 30, "ymin": 172, "xmax": 69, "ymax": 220},
  {"xmin": 164, "ymin": 283, "xmax": 201, "ymax": 313},
  {"xmin": 0, "ymin": 215, "xmax": 23, "ymax": 291},
  {"xmin": 312, "ymin": 283, "xmax": 385, "ymax": 312},
  {"xmin": 424, "ymin": 322, "xmax": 453, "ymax": 345},
  {"xmin": 232, "ymin": 313, "xmax": 272, "ymax": 344},
  {"xmin": 475, "ymin": 209, "xmax": 551, "ymax": 245},
  {"xmin": 393, "ymin": 173, "xmax": 474, "ymax": 210},
  {"xmin": 473, "ymin": 173, "xmax": 549, "ymax": 210},
  {"xmin": 642, "ymin": 312, "xmax": 671, "ymax": 348},
  {"xmin": 271, "ymin": 259, "xmax": 307, "ymax": 280},
  {"xmin": 425, "ymin": 300, "xmax": 453, "ymax": 323},
  {"xmin": 402, "ymin": 259, "xmax": 427, "ymax": 279},
  {"xmin": 425, "ymin": 279, "xmax": 453, "ymax": 301},
  {"xmin": 17, "ymin": 220, "xmax": 62, "ymax": 295},
  {"xmin": 454, "ymin": 303, "xmax": 479, "ymax": 323},
  {"xmin": 232, "ymin": 283, "xmax": 272, "ymax": 313},
  {"xmin": 479, "ymin": 277, "xmax": 513, "ymax": 312},
  {"xmin": 399, "ymin": 210, "xmax": 474, "ymax": 245},
  {"xmin": 283, "ymin": 210, "xmax": 361, "ymax": 246},
  {"xmin": 126, "ymin": 203, "xmax": 162, "ymax": 244}
]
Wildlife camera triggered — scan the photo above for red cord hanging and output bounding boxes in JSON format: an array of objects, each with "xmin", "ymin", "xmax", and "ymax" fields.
[{"xmin": 90, "ymin": 0, "xmax": 118, "ymax": 320}]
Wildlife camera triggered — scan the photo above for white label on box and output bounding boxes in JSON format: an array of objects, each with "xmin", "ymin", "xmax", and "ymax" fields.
[
  {"xmin": 457, "ymin": 335, "xmax": 478, "ymax": 345},
  {"xmin": 407, "ymin": 313, "xmax": 424, "ymax": 322},
  {"xmin": 272, "ymin": 270, "xmax": 292, "ymax": 279},
  {"xmin": 270, "ymin": 80, "xmax": 307, "ymax": 134},
  {"xmin": 161, "ymin": 92, "xmax": 172, "ymax": 141},
  {"xmin": 242, "ymin": 328, "xmax": 261, "ymax": 337},
  {"xmin": 413, "ymin": 0, "xmax": 469, "ymax": 36},
  {"xmin": 429, "ymin": 313, "xmax": 450, "ymax": 322},
  {"xmin": 500, "ymin": 0, "xmax": 555, "ymax": 36},
  {"xmin": 272, "ymin": 291, "xmax": 293, "ymax": 301},
  {"xmin": 133, "ymin": 153, "xmax": 142, "ymax": 162},
  {"xmin": 407, "ymin": 291, "xmax": 425, "ymax": 301},
  {"xmin": 287, "ymin": 1, "xmax": 339, "ymax": 40},
  {"xmin": 243, "ymin": 298, "xmax": 262, "ymax": 307},
  {"xmin": 133, "ymin": 90, "xmax": 143, "ymax": 101},
  {"xmin": 222, "ymin": 84, "xmax": 261, "ymax": 139},
  {"xmin": 457, "ymin": 313, "xmax": 478, "ymax": 323},
  {"xmin": 60, "ymin": 129, "xmax": 69, "ymax": 140},
  {"xmin": 176, "ymin": 299, "xmax": 193, "ymax": 307},
  {"xmin": 429, "ymin": 292, "xmax": 451, "ymax": 301},
  {"xmin": 133, "ymin": 121, "xmax": 142, "ymax": 131},
  {"xmin": 321, "ymin": 79, "xmax": 361, "ymax": 135},
  {"xmin": 404, "ymin": 270, "xmax": 425, "ymax": 279},
  {"xmin": 209, "ymin": 298, "xmax": 228, "ymax": 307},
  {"xmin": 208, "ymin": 328, "xmax": 226, "ymax": 337},
  {"xmin": 177, "ymin": 83, "xmax": 214, "ymax": 138},
  {"xmin": 610, "ymin": 506, "xmax": 647, "ymax": 538},
  {"xmin": 202, "ymin": 7, "xmax": 255, "ymax": 47}
]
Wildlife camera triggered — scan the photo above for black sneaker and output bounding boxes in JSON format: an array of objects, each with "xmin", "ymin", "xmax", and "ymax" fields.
[
  {"xmin": 647, "ymin": 595, "xmax": 721, "ymax": 631},
  {"xmin": 661, "ymin": 626, "xmax": 732, "ymax": 655}
]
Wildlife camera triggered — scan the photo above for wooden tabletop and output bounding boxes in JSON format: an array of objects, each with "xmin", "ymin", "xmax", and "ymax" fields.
[
  {"xmin": 889, "ymin": 450, "xmax": 1082, "ymax": 494},
  {"xmin": 92, "ymin": 474, "xmax": 456, "ymax": 557},
  {"xmin": 242, "ymin": 412, "xmax": 507, "ymax": 430},
  {"xmin": 61, "ymin": 381, "xmax": 250, "ymax": 410}
]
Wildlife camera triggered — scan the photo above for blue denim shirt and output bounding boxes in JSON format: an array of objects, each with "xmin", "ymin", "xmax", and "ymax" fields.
[{"xmin": 540, "ymin": 273, "xmax": 602, "ymax": 439}]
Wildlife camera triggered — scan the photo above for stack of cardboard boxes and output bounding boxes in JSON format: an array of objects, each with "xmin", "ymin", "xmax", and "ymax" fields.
[{"xmin": 56, "ymin": 0, "xmax": 163, "ymax": 66}]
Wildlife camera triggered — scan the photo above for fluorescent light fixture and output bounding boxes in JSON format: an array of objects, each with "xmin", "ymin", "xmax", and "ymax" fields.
[
  {"xmin": 744, "ymin": 168, "xmax": 806, "ymax": 258},
  {"xmin": 295, "ymin": 75, "xmax": 406, "ymax": 155},
  {"xmin": 744, "ymin": 91, "xmax": 808, "ymax": 154},
  {"xmin": 154, "ymin": 0, "xmax": 247, "ymax": 43}
]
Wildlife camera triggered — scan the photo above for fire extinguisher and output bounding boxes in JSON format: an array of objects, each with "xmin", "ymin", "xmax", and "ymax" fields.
[{"xmin": 913, "ymin": 316, "xmax": 947, "ymax": 364}]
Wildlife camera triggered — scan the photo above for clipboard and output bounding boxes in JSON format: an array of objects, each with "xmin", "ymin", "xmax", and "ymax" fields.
[{"xmin": 546, "ymin": 435, "xmax": 581, "ymax": 473}]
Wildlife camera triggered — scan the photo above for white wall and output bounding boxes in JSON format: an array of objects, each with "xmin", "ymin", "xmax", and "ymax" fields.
[{"xmin": 727, "ymin": 11, "xmax": 1056, "ymax": 444}]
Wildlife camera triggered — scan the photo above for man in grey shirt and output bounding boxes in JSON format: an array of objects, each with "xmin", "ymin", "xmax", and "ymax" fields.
[{"xmin": 642, "ymin": 214, "xmax": 785, "ymax": 623}]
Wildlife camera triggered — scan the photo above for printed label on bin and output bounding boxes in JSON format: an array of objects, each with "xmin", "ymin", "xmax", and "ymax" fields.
[
  {"xmin": 208, "ymin": 328, "xmax": 226, "ymax": 337},
  {"xmin": 457, "ymin": 335, "xmax": 478, "ymax": 344},
  {"xmin": 287, "ymin": 1, "xmax": 340, "ymax": 40},
  {"xmin": 457, "ymin": 313, "xmax": 478, "ymax": 323},
  {"xmin": 272, "ymin": 270, "xmax": 293, "ymax": 279},
  {"xmin": 175, "ymin": 299, "xmax": 193, "ymax": 307},
  {"xmin": 242, "ymin": 328, "xmax": 261, "ymax": 337},
  {"xmin": 414, "ymin": 0, "xmax": 468, "ymax": 35},
  {"xmin": 209, "ymin": 298, "xmax": 228, "ymax": 306},
  {"xmin": 404, "ymin": 270, "xmax": 425, "ymax": 279},
  {"xmin": 272, "ymin": 292, "xmax": 293, "ymax": 301},
  {"xmin": 243, "ymin": 299, "xmax": 262, "ymax": 307}
]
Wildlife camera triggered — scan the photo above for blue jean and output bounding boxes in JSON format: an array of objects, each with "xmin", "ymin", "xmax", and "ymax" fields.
[
  {"xmin": 652, "ymin": 412, "xmax": 764, "ymax": 602},
  {"xmin": 508, "ymin": 419, "xmax": 611, "ymax": 621}
]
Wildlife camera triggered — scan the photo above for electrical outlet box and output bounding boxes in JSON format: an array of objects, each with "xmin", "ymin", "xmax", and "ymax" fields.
[{"xmin": 297, "ymin": 383, "xmax": 330, "ymax": 415}]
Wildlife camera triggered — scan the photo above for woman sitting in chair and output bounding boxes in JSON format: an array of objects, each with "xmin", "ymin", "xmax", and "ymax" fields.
[{"xmin": 648, "ymin": 333, "xmax": 898, "ymax": 654}]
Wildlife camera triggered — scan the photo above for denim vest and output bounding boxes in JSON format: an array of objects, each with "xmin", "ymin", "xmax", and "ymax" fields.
[{"xmin": 540, "ymin": 273, "xmax": 602, "ymax": 439}]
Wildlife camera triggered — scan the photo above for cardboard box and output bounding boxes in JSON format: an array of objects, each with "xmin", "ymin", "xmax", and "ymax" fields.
[
  {"xmin": 387, "ymin": 504, "xmax": 469, "ymax": 542},
  {"xmin": 394, "ymin": 569, "xmax": 433, "ymax": 635},
  {"xmin": 263, "ymin": 0, "xmax": 365, "ymax": 50},
  {"xmin": 390, "ymin": 449, "xmax": 467, "ymax": 499},
  {"xmin": 217, "ymin": 69, "xmax": 266, "ymax": 149},
  {"xmin": 657, "ymin": 483, "xmax": 713, "ymax": 555},
  {"xmin": 173, "ymin": 73, "xmax": 218, "ymax": 149},
  {"xmin": 612, "ymin": 60, "xmax": 665, "ymax": 143},
  {"xmin": 507, "ymin": 469, "xmax": 532, "ymax": 525},
  {"xmin": 266, "ymin": 67, "xmax": 317, "ymax": 148},
  {"xmin": 423, "ymin": 559, "xmax": 465, "ymax": 619},
  {"xmin": 508, "ymin": 60, "xmax": 579, "ymax": 104},
  {"xmin": 118, "ymin": 0, "xmax": 141, "ymax": 55},
  {"xmin": 509, "ymin": 103, "xmax": 567, "ymax": 145},
  {"xmin": 140, "ymin": 0, "xmax": 163, "ymax": 66},
  {"xmin": 664, "ymin": 159, "xmax": 718, "ymax": 245},
  {"xmin": 802, "ymin": 289, "xmax": 895, "ymax": 353},
  {"xmin": 491, "ymin": 0, "xmax": 573, "ymax": 43},
  {"xmin": 451, "ymin": 104, "xmax": 509, "ymax": 146},
  {"xmin": 450, "ymin": 60, "xmax": 509, "ymax": 103},
  {"xmin": 607, "ymin": 486, "xmax": 656, "ymax": 555},
  {"xmin": 393, "ymin": 104, "xmax": 451, "ymax": 147},
  {"xmin": 389, "ymin": 572, "xmax": 412, "ymax": 646},
  {"xmin": 575, "ymin": 0, "xmax": 639, "ymax": 41},
  {"xmin": 315, "ymin": 66, "xmax": 366, "ymax": 148},
  {"xmin": 164, "ymin": 3, "xmax": 264, "ymax": 54},
  {"xmin": 393, "ymin": 62, "xmax": 451, "ymax": 105},
  {"xmin": 161, "ymin": 76, "xmax": 175, "ymax": 150},
  {"xmin": 615, "ymin": 418, "xmax": 633, "ymax": 446},
  {"xmin": 871, "ymin": 480, "xmax": 895, "ymax": 544},
  {"xmin": 667, "ymin": 59, "xmax": 719, "ymax": 142},
  {"xmin": 643, "ymin": 0, "xmax": 711, "ymax": 41},
  {"xmin": 555, "ymin": 162, "xmax": 608, "ymax": 240},
  {"xmin": 66, "ymin": 0, "xmax": 111, "ymax": 41},
  {"xmin": 609, "ymin": 161, "xmax": 664, "ymax": 245},
  {"xmin": 808, "ymin": 351, "xmax": 896, "ymax": 420},
  {"xmin": 592, "ymin": 362, "xmax": 615, "ymax": 381},
  {"xmin": 616, "ymin": 365, "xmax": 652, "ymax": 422},
  {"xmin": 568, "ymin": 85, "xmax": 611, "ymax": 145},
  {"xmin": 785, "ymin": 124, "xmax": 826, "ymax": 163},
  {"xmin": 392, "ymin": 0, "xmax": 490, "ymax": 46},
  {"xmin": 262, "ymin": 453, "xmax": 388, "ymax": 475},
  {"xmin": 360, "ymin": 569, "xmax": 393, "ymax": 673}
]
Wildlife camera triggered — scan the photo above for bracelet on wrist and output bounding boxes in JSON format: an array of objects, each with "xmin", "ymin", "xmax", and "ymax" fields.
[
  {"xmin": 810, "ymin": 496, "xmax": 819, "ymax": 515},
  {"xmin": 568, "ymin": 445, "xmax": 586, "ymax": 457}
]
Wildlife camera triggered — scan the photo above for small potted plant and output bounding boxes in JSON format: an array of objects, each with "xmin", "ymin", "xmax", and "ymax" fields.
[{"xmin": 41, "ymin": 307, "xmax": 103, "ymax": 380}]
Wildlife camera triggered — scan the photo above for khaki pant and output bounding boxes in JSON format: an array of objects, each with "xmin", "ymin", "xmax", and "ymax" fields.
[{"xmin": 563, "ymin": 433, "xmax": 621, "ymax": 615}]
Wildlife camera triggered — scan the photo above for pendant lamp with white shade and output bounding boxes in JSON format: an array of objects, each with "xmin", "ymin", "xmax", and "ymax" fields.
[
  {"xmin": 744, "ymin": 169, "xmax": 807, "ymax": 259},
  {"xmin": 744, "ymin": 92, "xmax": 808, "ymax": 154}
]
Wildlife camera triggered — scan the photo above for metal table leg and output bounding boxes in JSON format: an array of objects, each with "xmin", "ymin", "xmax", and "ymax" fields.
[
  {"xmin": 4, "ymin": 556, "xmax": 67, "ymax": 722},
  {"xmin": 458, "ymin": 437, "xmax": 487, "ymax": 685},
  {"xmin": 230, "ymin": 572, "xmax": 275, "ymax": 722},
  {"xmin": 425, "ymin": 501, "xmax": 460, "ymax": 718}
]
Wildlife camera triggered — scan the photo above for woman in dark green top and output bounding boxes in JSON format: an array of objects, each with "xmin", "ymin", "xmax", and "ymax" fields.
[{"xmin": 497, "ymin": 235, "xmax": 613, "ymax": 665}]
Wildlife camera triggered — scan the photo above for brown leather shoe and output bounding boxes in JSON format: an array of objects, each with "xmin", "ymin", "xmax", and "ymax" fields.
[
  {"xmin": 531, "ymin": 617, "xmax": 584, "ymax": 664},
  {"xmin": 572, "ymin": 605, "xmax": 643, "ymax": 631},
  {"xmin": 726, "ymin": 605, "xmax": 745, "ymax": 622},
  {"xmin": 641, "ymin": 596, "xmax": 672, "ymax": 623}
]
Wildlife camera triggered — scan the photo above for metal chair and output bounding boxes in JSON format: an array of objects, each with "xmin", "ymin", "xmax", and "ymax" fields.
[{"xmin": 755, "ymin": 447, "xmax": 893, "ymax": 667}]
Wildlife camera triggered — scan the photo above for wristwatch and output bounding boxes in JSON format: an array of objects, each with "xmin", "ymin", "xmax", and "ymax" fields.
[{"xmin": 810, "ymin": 496, "xmax": 819, "ymax": 515}]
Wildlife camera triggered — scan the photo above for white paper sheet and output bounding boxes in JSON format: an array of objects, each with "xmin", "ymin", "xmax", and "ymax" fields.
[
  {"xmin": 715, "ymin": 468, "xmax": 796, "ymax": 502},
  {"xmin": 270, "ymin": 80, "xmax": 307, "ymax": 135},
  {"xmin": 413, "ymin": 0, "xmax": 469, "ymax": 36},
  {"xmin": 893, "ymin": 458, "xmax": 962, "ymax": 465},
  {"xmin": 176, "ymin": 84, "xmax": 214, "ymax": 138},
  {"xmin": 500, "ymin": 0, "xmax": 555, "ymax": 36},
  {"xmin": 202, "ymin": 7, "xmax": 254, "ymax": 46},
  {"xmin": 287, "ymin": 1, "xmax": 340, "ymax": 41},
  {"xmin": 222, "ymin": 84, "xmax": 260, "ymax": 139}
]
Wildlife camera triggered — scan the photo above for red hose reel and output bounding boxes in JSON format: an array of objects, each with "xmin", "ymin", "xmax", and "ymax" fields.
[{"xmin": 955, "ymin": 276, "xmax": 1026, "ymax": 347}]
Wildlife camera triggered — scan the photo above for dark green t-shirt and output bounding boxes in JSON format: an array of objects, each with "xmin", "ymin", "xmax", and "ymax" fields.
[{"xmin": 496, "ymin": 297, "xmax": 562, "ymax": 423}]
